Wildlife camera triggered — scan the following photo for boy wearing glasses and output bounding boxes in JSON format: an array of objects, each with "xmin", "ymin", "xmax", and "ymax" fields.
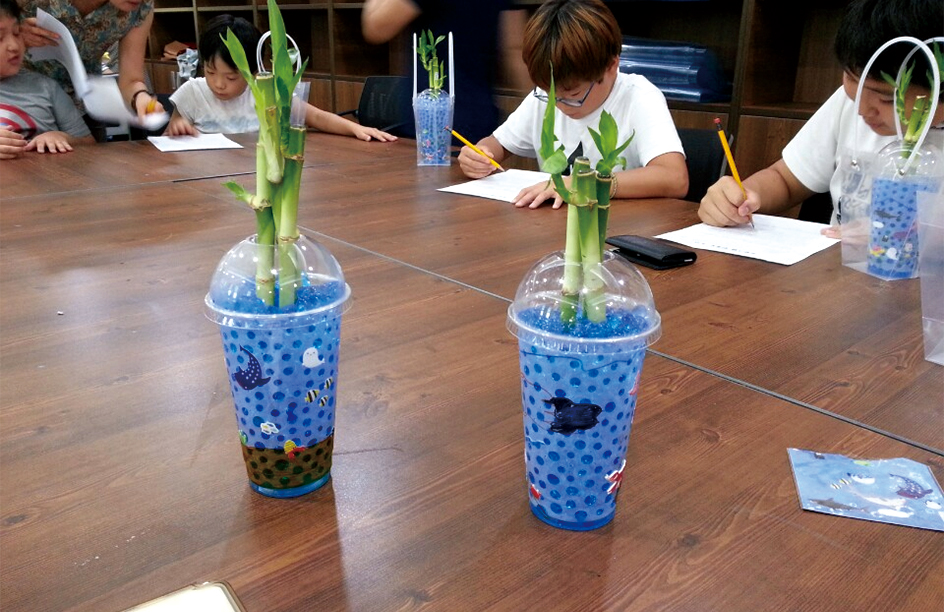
[{"xmin": 458, "ymin": 0, "xmax": 688, "ymax": 209}]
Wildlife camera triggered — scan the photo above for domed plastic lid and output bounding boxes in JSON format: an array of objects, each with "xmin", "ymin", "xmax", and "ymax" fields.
[
  {"xmin": 874, "ymin": 139, "xmax": 944, "ymax": 180},
  {"xmin": 506, "ymin": 250, "xmax": 661, "ymax": 353},
  {"xmin": 205, "ymin": 233, "xmax": 351, "ymax": 329}
]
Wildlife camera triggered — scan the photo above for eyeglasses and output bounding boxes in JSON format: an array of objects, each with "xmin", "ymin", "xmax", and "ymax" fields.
[{"xmin": 532, "ymin": 82, "xmax": 595, "ymax": 108}]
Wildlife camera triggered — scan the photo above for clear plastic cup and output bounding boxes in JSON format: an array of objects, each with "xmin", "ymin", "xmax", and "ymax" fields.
[
  {"xmin": 507, "ymin": 250, "xmax": 661, "ymax": 530},
  {"xmin": 205, "ymin": 234, "xmax": 351, "ymax": 497}
]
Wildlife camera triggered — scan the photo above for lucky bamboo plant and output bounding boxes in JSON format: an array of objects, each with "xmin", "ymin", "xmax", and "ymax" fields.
[
  {"xmin": 417, "ymin": 30, "xmax": 446, "ymax": 93},
  {"xmin": 882, "ymin": 42, "xmax": 943, "ymax": 160},
  {"xmin": 221, "ymin": 0, "xmax": 309, "ymax": 308},
  {"xmin": 538, "ymin": 68, "xmax": 633, "ymax": 325}
]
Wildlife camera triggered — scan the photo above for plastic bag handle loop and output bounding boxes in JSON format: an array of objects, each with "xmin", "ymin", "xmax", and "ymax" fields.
[
  {"xmin": 852, "ymin": 36, "xmax": 940, "ymax": 174},
  {"xmin": 255, "ymin": 31, "xmax": 301, "ymax": 75}
]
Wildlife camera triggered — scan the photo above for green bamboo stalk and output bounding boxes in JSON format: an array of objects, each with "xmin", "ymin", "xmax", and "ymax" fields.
[
  {"xmin": 903, "ymin": 95, "xmax": 929, "ymax": 153},
  {"xmin": 573, "ymin": 161, "xmax": 605, "ymax": 323},
  {"xmin": 596, "ymin": 176, "xmax": 612, "ymax": 260},
  {"xmin": 275, "ymin": 126, "xmax": 306, "ymax": 307},
  {"xmin": 561, "ymin": 200, "xmax": 582, "ymax": 325},
  {"xmin": 255, "ymin": 140, "xmax": 276, "ymax": 305},
  {"xmin": 256, "ymin": 74, "xmax": 284, "ymax": 185},
  {"xmin": 255, "ymin": 208, "xmax": 276, "ymax": 305}
]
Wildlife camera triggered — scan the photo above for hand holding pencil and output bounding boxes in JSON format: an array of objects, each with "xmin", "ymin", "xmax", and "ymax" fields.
[
  {"xmin": 453, "ymin": 128, "xmax": 506, "ymax": 178},
  {"xmin": 698, "ymin": 118, "xmax": 756, "ymax": 228}
]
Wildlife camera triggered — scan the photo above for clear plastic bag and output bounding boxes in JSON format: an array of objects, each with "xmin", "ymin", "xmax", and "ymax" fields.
[{"xmin": 839, "ymin": 36, "xmax": 942, "ymax": 280}]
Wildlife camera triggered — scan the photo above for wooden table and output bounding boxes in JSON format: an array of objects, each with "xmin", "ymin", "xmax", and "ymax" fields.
[{"xmin": 1, "ymin": 136, "xmax": 941, "ymax": 612}]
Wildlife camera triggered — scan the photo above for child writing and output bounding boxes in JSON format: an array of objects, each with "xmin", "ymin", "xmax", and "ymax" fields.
[
  {"xmin": 457, "ymin": 0, "xmax": 688, "ymax": 209},
  {"xmin": 164, "ymin": 14, "xmax": 396, "ymax": 142},
  {"xmin": 0, "ymin": 0, "xmax": 93, "ymax": 160},
  {"xmin": 697, "ymin": 0, "xmax": 944, "ymax": 232}
]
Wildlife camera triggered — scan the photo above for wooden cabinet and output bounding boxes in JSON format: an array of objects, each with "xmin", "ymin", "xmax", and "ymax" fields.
[{"xmin": 146, "ymin": 0, "xmax": 846, "ymax": 171}]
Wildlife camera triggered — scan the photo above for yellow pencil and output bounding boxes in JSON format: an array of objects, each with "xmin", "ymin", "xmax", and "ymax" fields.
[
  {"xmin": 447, "ymin": 128, "xmax": 505, "ymax": 172},
  {"xmin": 714, "ymin": 118, "xmax": 754, "ymax": 228}
]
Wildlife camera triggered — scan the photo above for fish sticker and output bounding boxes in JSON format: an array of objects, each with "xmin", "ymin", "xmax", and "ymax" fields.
[
  {"xmin": 869, "ymin": 245, "xmax": 886, "ymax": 257},
  {"xmin": 544, "ymin": 397, "xmax": 602, "ymax": 435},
  {"xmin": 830, "ymin": 477, "xmax": 852, "ymax": 490},
  {"xmin": 605, "ymin": 459, "xmax": 626, "ymax": 495},
  {"xmin": 284, "ymin": 440, "xmax": 307, "ymax": 460},
  {"xmin": 239, "ymin": 431, "xmax": 248, "ymax": 445},
  {"xmin": 302, "ymin": 347, "xmax": 324, "ymax": 368},
  {"xmin": 305, "ymin": 389, "xmax": 320, "ymax": 403},
  {"xmin": 233, "ymin": 346, "xmax": 271, "ymax": 390},
  {"xmin": 319, "ymin": 396, "xmax": 329, "ymax": 407},
  {"xmin": 875, "ymin": 507, "xmax": 913, "ymax": 519},
  {"xmin": 890, "ymin": 474, "xmax": 933, "ymax": 499},
  {"xmin": 323, "ymin": 377, "xmax": 334, "ymax": 390},
  {"xmin": 530, "ymin": 484, "xmax": 542, "ymax": 500},
  {"xmin": 810, "ymin": 498, "xmax": 862, "ymax": 512},
  {"xmin": 259, "ymin": 421, "xmax": 279, "ymax": 435}
]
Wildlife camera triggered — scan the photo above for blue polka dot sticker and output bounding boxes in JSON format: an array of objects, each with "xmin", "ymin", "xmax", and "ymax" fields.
[
  {"xmin": 867, "ymin": 177, "xmax": 934, "ymax": 280},
  {"xmin": 519, "ymin": 341, "xmax": 645, "ymax": 531},
  {"xmin": 220, "ymin": 316, "xmax": 342, "ymax": 497}
]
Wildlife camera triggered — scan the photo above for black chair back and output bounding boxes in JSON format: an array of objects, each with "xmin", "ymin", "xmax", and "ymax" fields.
[
  {"xmin": 677, "ymin": 127, "xmax": 729, "ymax": 203},
  {"xmin": 353, "ymin": 76, "xmax": 414, "ymax": 138}
]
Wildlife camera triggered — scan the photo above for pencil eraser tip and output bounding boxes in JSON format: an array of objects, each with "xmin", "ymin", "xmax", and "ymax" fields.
[{"xmin": 714, "ymin": 117, "xmax": 721, "ymax": 125}]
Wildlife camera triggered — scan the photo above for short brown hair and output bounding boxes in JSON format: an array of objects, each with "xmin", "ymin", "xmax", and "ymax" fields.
[{"xmin": 523, "ymin": 0, "xmax": 622, "ymax": 90}]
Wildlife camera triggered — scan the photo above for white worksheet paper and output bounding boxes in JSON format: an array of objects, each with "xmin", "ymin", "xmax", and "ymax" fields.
[
  {"xmin": 656, "ymin": 214, "xmax": 839, "ymax": 265},
  {"xmin": 147, "ymin": 133, "xmax": 242, "ymax": 152},
  {"xmin": 438, "ymin": 169, "xmax": 551, "ymax": 203}
]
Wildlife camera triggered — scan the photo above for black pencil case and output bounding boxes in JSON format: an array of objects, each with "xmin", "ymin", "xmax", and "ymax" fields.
[{"xmin": 605, "ymin": 234, "xmax": 697, "ymax": 270}]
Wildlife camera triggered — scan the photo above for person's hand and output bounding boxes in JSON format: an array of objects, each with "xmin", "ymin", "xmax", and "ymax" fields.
[
  {"xmin": 352, "ymin": 125, "xmax": 397, "ymax": 142},
  {"xmin": 0, "ymin": 129, "xmax": 27, "ymax": 160},
  {"xmin": 20, "ymin": 17, "xmax": 60, "ymax": 48},
  {"xmin": 458, "ymin": 144, "xmax": 499, "ymax": 179},
  {"xmin": 26, "ymin": 131, "xmax": 73, "ymax": 154},
  {"xmin": 163, "ymin": 115, "xmax": 198, "ymax": 137},
  {"xmin": 698, "ymin": 176, "xmax": 757, "ymax": 226},
  {"xmin": 513, "ymin": 177, "xmax": 567, "ymax": 209},
  {"xmin": 133, "ymin": 92, "xmax": 165, "ymax": 121},
  {"xmin": 821, "ymin": 217, "xmax": 867, "ymax": 242}
]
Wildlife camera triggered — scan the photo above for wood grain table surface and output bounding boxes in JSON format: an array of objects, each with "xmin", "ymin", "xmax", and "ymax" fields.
[{"xmin": 1, "ymin": 136, "xmax": 941, "ymax": 612}]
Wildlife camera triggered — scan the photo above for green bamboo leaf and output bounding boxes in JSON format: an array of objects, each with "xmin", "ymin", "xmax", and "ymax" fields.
[
  {"xmin": 268, "ymin": 0, "xmax": 290, "ymax": 73},
  {"xmin": 588, "ymin": 126, "xmax": 604, "ymax": 156},
  {"xmin": 927, "ymin": 42, "xmax": 943, "ymax": 88},
  {"xmin": 221, "ymin": 30, "xmax": 262, "ymax": 115},
  {"xmin": 599, "ymin": 111, "xmax": 618, "ymax": 152},
  {"xmin": 541, "ymin": 149, "xmax": 569, "ymax": 175},
  {"xmin": 224, "ymin": 181, "xmax": 251, "ymax": 200},
  {"xmin": 538, "ymin": 67, "xmax": 559, "ymax": 160}
]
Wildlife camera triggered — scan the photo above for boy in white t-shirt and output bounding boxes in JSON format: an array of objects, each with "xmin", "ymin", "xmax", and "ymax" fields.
[
  {"xmin": 698, "ymin": 0, "xmax": 943, "ymax": 231},
  {"xmin": 164, "ymin": 15, "xmax": 396, "ymax": 142},
  {"xmin": 457, "ymin": 0, "xmax": 688, "ymax": 209}
]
